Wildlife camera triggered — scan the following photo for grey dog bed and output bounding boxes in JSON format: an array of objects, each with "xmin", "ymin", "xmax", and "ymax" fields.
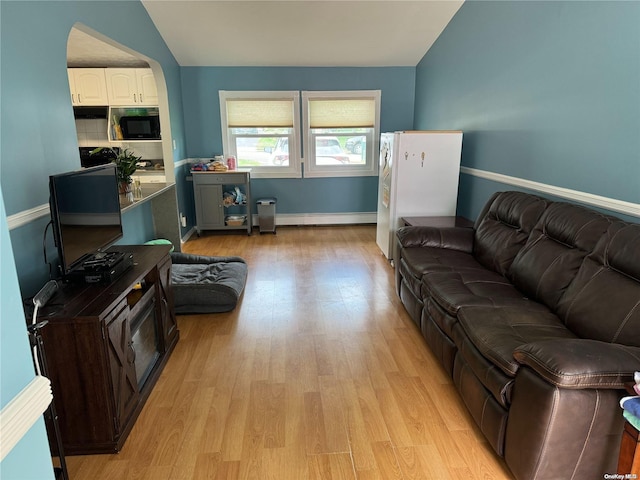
[{"xmin": 170, "ymin": 252, "xmax": 248, "ymax": 314}]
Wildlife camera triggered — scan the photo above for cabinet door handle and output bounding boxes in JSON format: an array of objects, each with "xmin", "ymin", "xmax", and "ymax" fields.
[
  {"xmin": 71, "ymin": 94, "xmax": 75, "ymax": 103},
  {"xmin": 78, "ymin": 94, "xmax": 81, "ymax": 104},
  {"xmin": 134, "ymin": 93, "xmax": 137, "ymax": 103},
  {"xmin": 140, "ymin": 93, "xmax": 144, "ymax": 103},
  {"xmin": 128, "ymin": 340, "xmax": 136, "ymax": 364}
]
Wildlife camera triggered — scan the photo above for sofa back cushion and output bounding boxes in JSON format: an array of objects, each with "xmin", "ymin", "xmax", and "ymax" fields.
[
  {"xmin": 473, "ymin": 191, "xmax": 549, "ymax": 277},
  {"xmin": 557, "ymin": 222, "xmax": 640, "ymax": 346},
  {"xmin": 508, "ymin": 202, "xmax": 614, "ymax": 311}
]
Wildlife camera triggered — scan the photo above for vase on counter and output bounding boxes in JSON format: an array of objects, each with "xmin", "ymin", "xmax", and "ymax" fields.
[
  {"xmin": 119, "ymin": 180, "xmax": 134, "ymax": 202},
  {"xmin": 133, "ymin": 178, "xmax": 143, "ymax": 200},
  {"xmin": 119, "ymin": 180, "xmax": 131, "ymax": 195}
]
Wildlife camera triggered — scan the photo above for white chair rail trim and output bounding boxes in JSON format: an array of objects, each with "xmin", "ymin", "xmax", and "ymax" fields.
[
  {"xmin": 461, "ymin": 167, "xmax": 640, "ymax": 218},
  {"xmin": 0, "ymin": 375, "xmax": 53, "ymax": 462},
  {"xmin": 7, "ymin": 169, "xmax": 638, "ymax": 231}
]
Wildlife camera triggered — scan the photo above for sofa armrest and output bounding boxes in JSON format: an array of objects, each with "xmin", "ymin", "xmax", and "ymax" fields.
[
  {"xmin": 170, "ymin": 252, "xmax": 246, "ymax": 265},
  {"xmin": 396, "ymin": 226, "xmax": 474, "ymax": 253},
  {"xmin": 513, "ymin": 339, "xmax": 640, "ymax": 389}
]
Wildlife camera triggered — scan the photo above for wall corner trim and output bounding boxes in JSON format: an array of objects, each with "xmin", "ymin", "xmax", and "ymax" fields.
[
  {"xmin": 0, "ymin": 375, "xmax": 53, "ymax": 462},
  {"xmin": 7, "ymin": 204, "xmax": 50, "ymax": 231},
  {"xmin": 460, "ymin": 167, "xmax": 640, "ymax": 217}
]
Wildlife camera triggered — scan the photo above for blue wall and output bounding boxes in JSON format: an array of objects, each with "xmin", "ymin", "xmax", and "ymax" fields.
[
  {"xmin": 180, "ymin": 67, "xmax": 415, "ymax": 219},
  {"xmin": 414, "ymin": 1, "xmax": 640, "ymax": 221},
  {"xmin": 1, "ymin": 1, "xmax": 186, "ymax": 296},
  {"xmin": 0, "ymin": 2, "xmax": 186, "ymax": 476},
  {"xmin": 0, "ymin": 192, "xmax": 54, "ymax": 479}
]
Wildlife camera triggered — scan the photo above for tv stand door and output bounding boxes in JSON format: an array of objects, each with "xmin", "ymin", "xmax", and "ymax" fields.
[
  {"xmin": 106, "ymin": 301, "xmax": 139, "ymax": 433},
  {"xmin": 157, "ymin": 256, "xmax": 178, "ymax": 350}
]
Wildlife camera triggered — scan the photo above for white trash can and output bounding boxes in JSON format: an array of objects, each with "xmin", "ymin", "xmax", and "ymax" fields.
[{"xmin": 256, "ymin": 198, "xmax": 276, "ymax": 234}]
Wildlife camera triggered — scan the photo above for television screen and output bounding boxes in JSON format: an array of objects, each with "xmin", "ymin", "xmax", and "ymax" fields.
[{"xmin": 49, "ymin": 164, "xmax": 123, "ymax": 276}]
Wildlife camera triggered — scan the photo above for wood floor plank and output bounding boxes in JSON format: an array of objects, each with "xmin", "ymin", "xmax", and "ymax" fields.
[
  {"xmin": 262, "ymin": 382, "xmax": 287, "ymax": 448},
  {"xmin": 64, "ymin": 226, "xmax": 512, "ymax": 480},
  {"xmin": 304, "ymin": 390, "xmax": 329, "ymax": 455},
  {"xmin": 385, "ymin": 372, "xmax": 444, "ymax": 446},
  {"xmin": 220, "ymin": 396, "xmax": 250, "ymax": 461},
  {"xmin": 356, "ymin": 441, "xmax": 404, "ymax": 480},
  {"xmin": 308, "ymin": 453, "xmax": 356, "ymax": 480},
  {"xmin": 395, "ymin": 444, "xmax": 452, "ymax": 480}
]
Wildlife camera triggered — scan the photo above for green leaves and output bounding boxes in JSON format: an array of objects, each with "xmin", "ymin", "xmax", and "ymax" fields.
[
  {"xmin": 113, "ymin": 149, "xmax": 141, "ymax": 184},
  {"xmin": 89, "ymin": 147, "xmax": 141, "ymax": 184}
]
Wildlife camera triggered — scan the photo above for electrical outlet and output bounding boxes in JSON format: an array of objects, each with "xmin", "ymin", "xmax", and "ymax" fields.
[
  {"xmin": 173, "ymin": 139, "xmax": 177, "ymax": 150},
  {"xmin": 180, "ymin": 214, "xmax": 187, "ymax": 227}
]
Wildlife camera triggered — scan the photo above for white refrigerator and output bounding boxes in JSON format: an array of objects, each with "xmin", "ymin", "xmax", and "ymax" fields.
[{"xmin": 376, "ymin": 131, "xmax": 463, "ymax": 262}]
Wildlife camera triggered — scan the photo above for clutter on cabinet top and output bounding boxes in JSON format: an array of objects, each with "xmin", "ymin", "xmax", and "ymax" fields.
[
  {"xmin": 191, "ymin": 151, "xmax": 242, "ymax": 173},
  {"xmin": 191, "ymin": 160, "xmax": 228, "ymax": 172},
  {"xmin": 211, "ymin": 161, "xmax": 229, "ymax": 172}
]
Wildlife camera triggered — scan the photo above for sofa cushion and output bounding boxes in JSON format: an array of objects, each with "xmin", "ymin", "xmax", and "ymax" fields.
[
  {"xmin": 422, "ymin": 269, "xmax": 542, "ymax": 318},
  {"xmin": 457, "ymin": 306, "xmax": 577, "ymax": 378},
  {"xmin": 399, "ymin": 247, "xmax": 486, "ymax": 295},
  {"xmin": 557, "ymin": 222, "xmax": 640, "ymax": 345},
  {"xmin": 508, "ymin": 202, "xmax": 613, "ymax": 311},
  {"xmin": 473, "ymin": 191, "xmax": 548, "ymax": 277}
]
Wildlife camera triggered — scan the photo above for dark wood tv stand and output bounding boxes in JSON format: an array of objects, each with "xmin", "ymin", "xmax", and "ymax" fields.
[{"xmin": 34, "ymin": 245, "xmax": 178, "ymax": 455}]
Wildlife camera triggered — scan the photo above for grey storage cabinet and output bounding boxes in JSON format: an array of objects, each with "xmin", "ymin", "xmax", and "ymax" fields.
[
  {"xmin": 256, "ymin": 198, "xmax": 276, "ymax": 234},
  {"xmin": 192, "ymin": 170, "xmax": 252, "ymax": 235}
]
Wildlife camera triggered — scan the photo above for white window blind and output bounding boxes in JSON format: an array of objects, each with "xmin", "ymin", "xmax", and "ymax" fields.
[
  {"xmin": 302, "ymin": 90, "xmax": 381, "ymax": 178},
  {"xmin": 308, "ymin": 98, "xmax": 376, "ymax": 128},
  {"xmin": 219, "ymin": 91, "xmax": 301, "ymax": 179},
  {"xmin": 226, "ymin": 99, "xmax": 294, "ymax": 128}
]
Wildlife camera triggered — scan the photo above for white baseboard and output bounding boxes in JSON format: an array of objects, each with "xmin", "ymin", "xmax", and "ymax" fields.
[
  {"xmin": 460, "ymin": 167, "xmax": 640, "ymax": 217},
  {"xmin": 179, "ymin": 213, "xmax": 376, "ymax": 243},
  {"xmin": 253, "ymin": 212, "xmax": 377, "ymax": 226},
  {"xmin": 180, "ymin": 226, "xmax": 197, "ymax": 244}
]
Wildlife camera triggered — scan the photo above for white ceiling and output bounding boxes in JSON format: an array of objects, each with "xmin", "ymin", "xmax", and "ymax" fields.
[
  {"xmin": 68, "ymin": 1, "xmax": 463, "ymax": 68},
  {"xmin": 67, "ymin": 29, "xmax": 150, "ymax": 67}
]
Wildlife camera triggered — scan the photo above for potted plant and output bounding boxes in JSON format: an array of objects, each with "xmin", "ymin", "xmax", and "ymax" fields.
[{"xmin": 91, "ymin": 147, "xmax": 140, "ymax": 193}]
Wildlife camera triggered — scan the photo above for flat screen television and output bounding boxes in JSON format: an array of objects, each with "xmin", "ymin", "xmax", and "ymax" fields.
[{"xmin": 49, "ymin": 164, "xmax": 123, "ymax": 277}]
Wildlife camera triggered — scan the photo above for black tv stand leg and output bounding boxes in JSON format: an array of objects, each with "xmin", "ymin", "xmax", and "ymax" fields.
[{"xmin": 28, "ymin": 321, "xmax": 69, "ymax": 480}]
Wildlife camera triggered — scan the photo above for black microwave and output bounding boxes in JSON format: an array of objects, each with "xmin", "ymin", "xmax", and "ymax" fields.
[{"xmin": 119, "ymin": 115, "xmax": 161, "ymax": 140}]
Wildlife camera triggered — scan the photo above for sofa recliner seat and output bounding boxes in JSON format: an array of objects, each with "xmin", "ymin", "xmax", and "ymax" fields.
[{"xmin": 395, "ymin": 191, "xmax": 640, "ymax": 480}]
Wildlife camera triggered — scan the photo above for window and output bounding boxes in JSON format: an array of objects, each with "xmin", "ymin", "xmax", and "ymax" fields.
[
  {"xmin": 302, "ymin": 91, "xmax": 381, "ymax": 178},
  {"xmin": 219, "ymin": 90, "xmax": 381, "ymax": 179},
  {"xmin": 220, "ymin": 91, "xmax": 301, "ymax": 178}
]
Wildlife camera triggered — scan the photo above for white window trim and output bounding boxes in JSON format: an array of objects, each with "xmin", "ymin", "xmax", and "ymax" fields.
[
  {"xmin": 301, "ymin": 90, "xmax": 381, "ymax": 179},
  {"xmin": 220, "ymin": 90, "xmax": 301, "ymax": 179}
]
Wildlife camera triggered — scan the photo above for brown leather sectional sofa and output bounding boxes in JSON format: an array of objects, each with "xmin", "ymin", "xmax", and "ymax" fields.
[{"xmin": 395, "ymin": 191, "xmax": 640, "ymax": 480}]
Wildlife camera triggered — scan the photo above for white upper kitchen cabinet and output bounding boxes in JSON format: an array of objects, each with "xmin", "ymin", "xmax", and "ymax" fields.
[
  {"xmin": 135, "ymin": 69, "xmax": 158, "ymax": 105},
  {"xmin": 68, "ymin": 68, "xmax": 109, "ymax": 106},
  {"xmin": 105, "ymin": 68, "xmax": 158, "ymax": 106}
]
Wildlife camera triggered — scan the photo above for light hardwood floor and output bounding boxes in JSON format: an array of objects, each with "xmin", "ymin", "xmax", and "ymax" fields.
[{"xmin": 66, "ymin": 225, "xmax": 513, "ymax": 480}]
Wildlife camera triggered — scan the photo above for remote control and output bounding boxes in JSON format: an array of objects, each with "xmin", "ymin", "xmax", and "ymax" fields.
[{"xmin": 33, "ymin": 280, "xmax": 58, "ymax": 308}]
